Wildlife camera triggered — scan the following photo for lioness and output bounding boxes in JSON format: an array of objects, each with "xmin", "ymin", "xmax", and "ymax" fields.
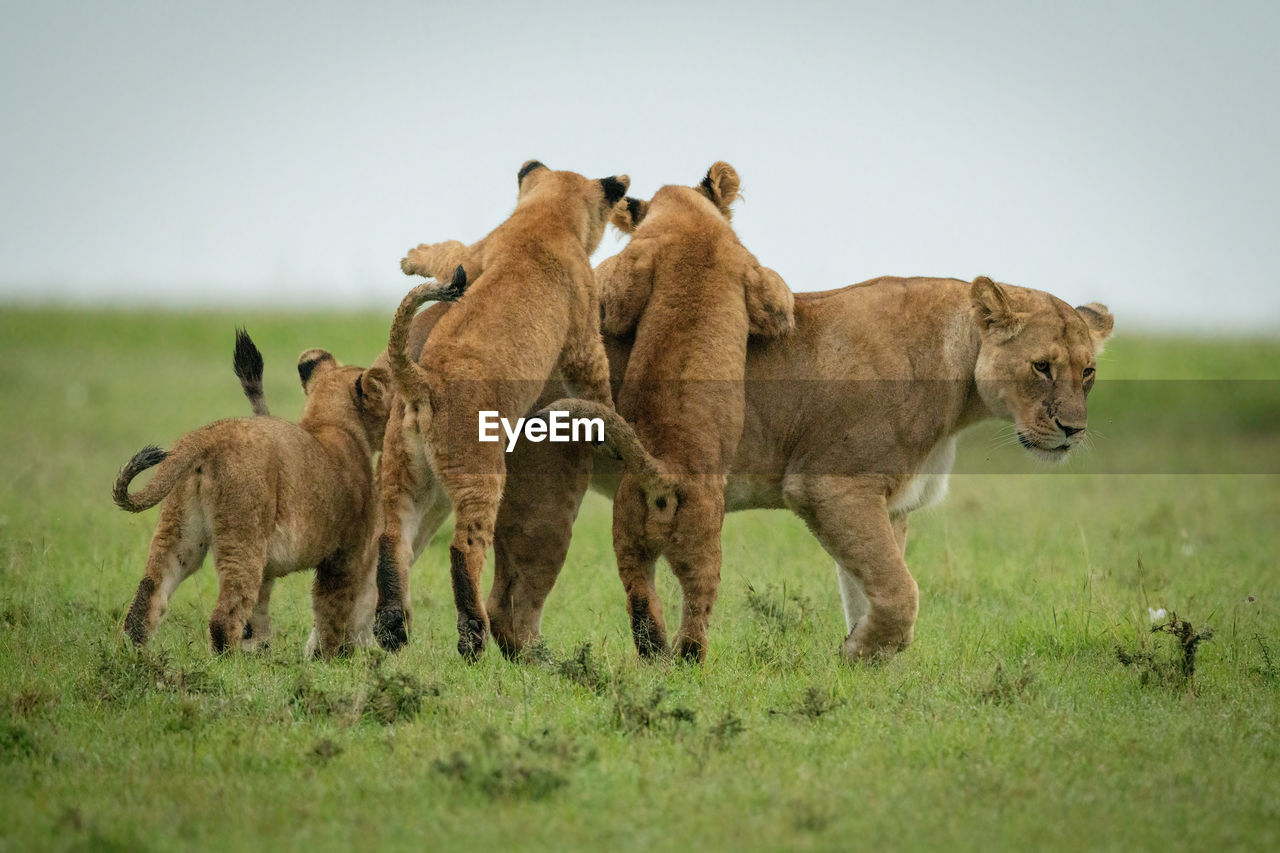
[
  {"xmin": 584, "ymin": 274, "xmax": 1114, "ymax": 659},
  {"xmin": 113, "ymin": 336, "xmax": 392, "ymax": 657},
  {"xmin": 542, "ymin": 161, "xmax": 795, "ymax": 661},
  {"xmin": 384, "ymin": 161, "xmax": 633, "ymax": 660}
]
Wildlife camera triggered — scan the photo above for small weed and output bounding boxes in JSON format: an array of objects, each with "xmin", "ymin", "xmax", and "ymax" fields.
[
  {"xmin": 791, "ymin": 801, "xmax": 837, "ymax": 833},
  {"xmin": 290, "ymin": 674, "xmax": 355, "ymax": 720},
  {"xmin": 771, "ymin": 685, "xmax": 841, "ymax": 720},
  {"xmin": 745, "ymin": 583, "xmax": 811, "ymax": 632},
  {"xmin": 1, "ymin": 721, "xmax": 39, "ymax": 760},
  {"xmin": 1116, "ymin": 611, "xmax": 1214, "ymax": 687},
  {"xmin": 613, "ymin": 687, "xmax": 697, "ymax": 734},
  {"xmin": 553, "ymin": 642, "xmax": 610, "ymax": 695},
  {"xmin": 164, "ymin": 698, "xmax": 204, "ymax": 733},
  {"xmin": 362, "ymin": 671, "xmax": 436, "ymax": 725},
  {"xmin": 977, "ymin": 658, "xmax": 1037, "ymax": 704},
  {"xmin": 433, "ymin": 729, "xmax": 585, "ymax": 801},
  {"xmin": 89, "ymin": 643, "xmax": 218, "ymax": 704},
  {"xmin": 1251, "ymin": 634, "xmax": 1276, "ymax": 682},
  {"xmin": 311, "ymin": 738, "xmax": 343, "ymax": 763},
  {"xmin": 8, "ymin": 689, "xmax": 52, "ymax": 717}
]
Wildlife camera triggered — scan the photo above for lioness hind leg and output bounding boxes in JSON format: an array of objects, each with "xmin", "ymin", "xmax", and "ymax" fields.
[
  {"xmin": 613, "ymin": 477, "xmax": 668, "ymax": 658},
  {"xmin": 122, "ymin": 494, "xmax": 209, "ymax": 645},
  {"xmin": 787, "ymin": 477, "xmax": 918, "ymax": 661}
]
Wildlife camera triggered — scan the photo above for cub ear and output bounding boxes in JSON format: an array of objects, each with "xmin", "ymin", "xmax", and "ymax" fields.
[
  {"xmin": 699, "ymin": 161, "xmax": 741, "ymax": 216},
  {"xmin": 1076, "ymin": 302, "xmax": 1114, "ymax": 352},
  {"xmin": 517, "ymin": 160, "xmax": 547, "ymax": 187},
  {"xmin": 970, "ymin": 276, "xmax": 1019, "ymax": 333},
  {"xmin": 355, "ymin": 366, "xmax": 392, "ymax": 417},
  {"xmin": 297, "ymin": 349, "xmax": 338, "ymax": 394},
  {"xmin": 610, "ymin": 196, "xmax": 649, "ymax": 234},
  {"xmin": 598, "ymin": 175, "xmax": 630, "ymax": 205}
]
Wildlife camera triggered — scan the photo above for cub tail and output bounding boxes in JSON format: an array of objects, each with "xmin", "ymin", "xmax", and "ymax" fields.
[
  {"xmin": 388, "ymin": 265, "xmax": 468, "ymax": 403},
  {"xmin": 533, "ymin": 398, "xmax": 678, "ymax": 516},
  {"xmin": 233, "ymin": 327, "xmax": 270, "ymax": 416},
  {"xmin": 112, "ymin": 443, "xmax": 198, "ymax": 513}
]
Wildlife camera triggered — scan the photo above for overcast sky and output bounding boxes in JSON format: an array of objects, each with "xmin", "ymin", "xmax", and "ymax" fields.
[{"xmin": 2, "ymin": 0, "xmax": 1277, "ymax": 331}]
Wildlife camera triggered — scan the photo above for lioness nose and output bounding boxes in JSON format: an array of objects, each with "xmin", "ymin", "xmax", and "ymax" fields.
[{"xmin": 1055, "ymin": 418, "xmax": 1084, "ymax": 437}]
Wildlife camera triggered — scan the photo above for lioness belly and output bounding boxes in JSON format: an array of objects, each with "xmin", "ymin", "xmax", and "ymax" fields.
[{"xmin": 887, "ymin": 438, "xmax": 957, "ymax": 515}]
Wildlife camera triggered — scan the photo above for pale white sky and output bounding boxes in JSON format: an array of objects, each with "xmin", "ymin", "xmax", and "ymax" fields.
[{"xmin": 2, "ymin": 0, "xmax": 1278, "ymax": 331}]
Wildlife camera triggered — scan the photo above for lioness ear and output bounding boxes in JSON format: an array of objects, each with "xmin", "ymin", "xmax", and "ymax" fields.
[
  {"xmin": 699, "ymin": 161, "xmax": 741, "ymax": 216},
  {"xmin": 970, "ymin": 276, "xmax": 1017, "ymax": 333},
  {"xmin": 297, "ymin": 349, "xmax": 337, "ymax": 394},
  {"xmin": 610, "ymin": 196, "xmax": 649, "ymax": 234},
  {"xmin": 598, "ymin": 175, "xmax": 630, "ymax": 206},
  {"xmin": 1076, "ymin": 302, "xmax": 1114, "ymax": 352},
  {"xmin": 355, "ymin": 366, "xmax": 391, "ymax": 416}
]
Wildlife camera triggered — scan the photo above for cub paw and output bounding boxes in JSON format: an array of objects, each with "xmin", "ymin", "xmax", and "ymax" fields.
[{"xmin": 373, "ymin": 607, "xmax": 410, "ymax": 652}]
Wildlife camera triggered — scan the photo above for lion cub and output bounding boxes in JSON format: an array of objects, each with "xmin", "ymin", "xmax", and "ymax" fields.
[
  {"xmin": 386, "ymin": 161, "xmax": 632, "ymax": 660},
  {"xmin": 546, "ymin": 162, "xmax": 794, "ymax": 662},
  {"xmin": 113, "ymin": 334, "xmax": 391, "ymax": 657}
]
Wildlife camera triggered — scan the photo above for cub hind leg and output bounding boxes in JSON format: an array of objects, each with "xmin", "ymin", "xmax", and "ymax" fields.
[
  {"xmin": 122, "ymin": 485, "xmax": 209, "ymax": 645},
  {"xmin": 662, "ymin": 479, "xmax": 725, "ymax": 663},
  {"xmin": 207, "ymin": 528, "xmax": 269, "ymax": 655}
]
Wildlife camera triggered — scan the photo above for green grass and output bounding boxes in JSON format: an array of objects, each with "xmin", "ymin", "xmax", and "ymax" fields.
[{"xmin": 1, "ymin": 307, "xmax": 1278, "ymax": 851}]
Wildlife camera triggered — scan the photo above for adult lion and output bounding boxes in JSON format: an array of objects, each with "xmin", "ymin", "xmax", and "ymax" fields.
[{"xmin": 382, "ymin": 274, "xmax": 1113, "ymax": 661}]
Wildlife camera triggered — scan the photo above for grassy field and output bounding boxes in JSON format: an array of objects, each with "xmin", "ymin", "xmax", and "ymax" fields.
[{"xmin": 1, "ymin": 307, "xmax": 1278, "ymax": 851}]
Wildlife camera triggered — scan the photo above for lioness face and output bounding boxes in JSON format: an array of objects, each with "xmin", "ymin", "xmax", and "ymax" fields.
[
  {"xmin": 515, "ymin": 161, "xmax": 630, "ymax": 254},
  {"xmin": 970, "ymin": 277, "xmax": 1114, "ymax": 462}
]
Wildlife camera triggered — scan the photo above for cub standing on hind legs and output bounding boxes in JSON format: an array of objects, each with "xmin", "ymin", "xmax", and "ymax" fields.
[
  {"xmin": 544, "ymin": 162, "xmax": 795, "ymax": 662},
  {"xmin": 113, "ymin": 333, "xmax": 392, "ymax": 657},
  {"xmin": 386, "ymin": 161, "xmax": 634, "ymax": 660}
]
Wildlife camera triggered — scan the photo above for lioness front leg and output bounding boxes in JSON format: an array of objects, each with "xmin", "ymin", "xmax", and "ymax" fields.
[{"xmin": 787, "ymin": 477, "xmax": 919, "ymax": 660}]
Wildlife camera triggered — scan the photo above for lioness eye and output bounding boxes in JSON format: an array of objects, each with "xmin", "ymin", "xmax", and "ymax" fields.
[
  {"xmin": 1083, "ymin": 366, "xmax": 1095, "ymax": 379},
  {"xmin": 1033, "ymin": 361, "xmax": 1052, "ymax": 377}
]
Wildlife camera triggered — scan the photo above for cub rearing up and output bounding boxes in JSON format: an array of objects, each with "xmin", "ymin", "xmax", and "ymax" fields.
[
  {"xmin": 387, "ymin": 161, "xmax": 631, "ymax": 660},
  {"xmin": 113, "ymin": 337, "xmax": 391, "ymax": 657},
  {"xmin": 546, "ymin": 161, "xmax": 794, "ymax": 662}
]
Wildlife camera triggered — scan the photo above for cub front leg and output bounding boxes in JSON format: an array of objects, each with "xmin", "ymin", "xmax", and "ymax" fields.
[
  {"xmin": 745, "ymin": 264, "xmax": 795, "ymax": 339},
  {"xmin": 401, "ymin": 240, "xmax": 483, "ymax": 282}
]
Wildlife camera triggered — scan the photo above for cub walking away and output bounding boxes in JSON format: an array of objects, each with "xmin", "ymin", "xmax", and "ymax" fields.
[{"xmin": 113, "ymin": 332, "xmax": 391, "ymax": 657}]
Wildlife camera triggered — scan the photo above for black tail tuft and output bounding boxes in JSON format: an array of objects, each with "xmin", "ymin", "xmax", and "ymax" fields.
[
  {"xmin": 233, "ymin": 327, "xmax": 264, "ymax": 384},
  {"xmin": 233, "ymin": 328, "xmax": 270, "ymax": 416}
]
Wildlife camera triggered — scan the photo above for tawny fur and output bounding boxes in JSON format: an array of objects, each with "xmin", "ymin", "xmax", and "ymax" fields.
[
  {"xmin": 114, "ymin": 339, "xmax": 392, "ymax": 657},
  {"xmin": 368, "ymin": 270, "xmax": 1111, "ymax": 665},
  {"xmin": 544, "ymin": 161, "xmax": 795, "ymax": 662},
  {"xmin": 382, "ymin": 161, "xmax": 633, "ymax": 660}
]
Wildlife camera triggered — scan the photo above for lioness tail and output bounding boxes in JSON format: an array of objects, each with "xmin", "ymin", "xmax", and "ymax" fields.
[
  {"xmin": 388, "ymin": 265, "xmax": 468, "ymax": 402},
  {"xmin": 233, "ymin": 327, "xmax": 270, "ymax": 417}
]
